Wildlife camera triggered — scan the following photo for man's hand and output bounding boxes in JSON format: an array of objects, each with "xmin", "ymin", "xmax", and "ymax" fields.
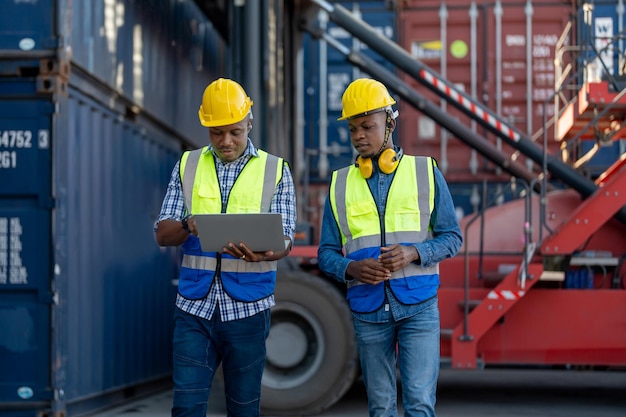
[
  {"xmin": 379, "ymin": 244, "xmax": 419, "ymax": 272},
  {"xmin": 223, "ymin": 238, "xmax": 291, "ymax": 262},
  {"xmin": 346, "ymin": 258, "xmax": 391, "ymax": 285}
]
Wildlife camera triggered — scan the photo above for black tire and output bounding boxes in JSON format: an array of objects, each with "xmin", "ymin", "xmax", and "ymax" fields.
[{"xmin": 261, "ymin": 270, "xmax": 359, "ymax": 416}]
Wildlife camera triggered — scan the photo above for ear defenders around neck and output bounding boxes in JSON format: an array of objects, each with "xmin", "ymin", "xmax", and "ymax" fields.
[
  {"xmin": 354, "ymin": 110, "xmax": 398, "ymax": 178},
  {"xmin": 355, "ymin": 155, "xmax": 374, "ymax": 178},
  {"xmin": 355, "ymin": 148, "xmax": 399, "ymax": 178},
  {"xmin": 378, "ymin": 148, "xmax": 399, "ymax": 173}
]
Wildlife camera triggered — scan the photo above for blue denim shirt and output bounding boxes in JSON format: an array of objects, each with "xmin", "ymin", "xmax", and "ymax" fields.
[{"xmin": 317, "ymin": 151, "xmax": 463, "ymax": 322}]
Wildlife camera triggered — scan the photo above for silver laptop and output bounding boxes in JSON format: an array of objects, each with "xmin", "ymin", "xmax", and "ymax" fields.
[{"xmin": 194, "ymin": 213, "xmax": 287, "ymax": 253}]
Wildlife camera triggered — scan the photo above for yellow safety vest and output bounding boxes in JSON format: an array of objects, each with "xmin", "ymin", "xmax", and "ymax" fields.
[
  {"xmin": 177, "ymin": 147, "xmax": 283, "ymax": 301},
  {"xmin": 329, "ymin": 155, "xmax": 440, "ymax": 313}
]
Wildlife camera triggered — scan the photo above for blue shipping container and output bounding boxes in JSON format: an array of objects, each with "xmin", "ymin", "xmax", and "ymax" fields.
[
  {"xmin": 575, "ymin": 1, "xmax": 626, "ymax": 175},
  {"xmin": 0, "ymin": 0, "xmax": 226, "ymax": 149},
  {"xmin": 580, "ymin": 0, "xmax": 626, "ymax": 79},
  {"xmin": 0, "ymin": 1, "xmax": 57, "ymax": 51},
  {"xmin": 0, "ymin": 1, "xmax": 227, "ymax": 416},
  {"xmin": 0, "ymin": 74, "xmax": 182, "ymax": 417},
  {"xmin": 579, "ymin": 139, "xmax": 626, "ymax": 177},
  {"xmin": 302, "ymin": 1, "xmax": 397, "ymax": 183}
]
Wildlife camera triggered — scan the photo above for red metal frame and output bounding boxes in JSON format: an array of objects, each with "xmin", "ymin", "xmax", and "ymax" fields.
[
  {"xmin": 542, "ymin": 162, "xmax": 626, "ymax": 255},
  {"xmin": 438, "ymin": 160, "xmax": 626, "ymax": 368},
  {"xmin": 557, "ymin": 81, "xmax": 626, "ymax": 141},
  {"xmin": 446, "ymin": 263, "xmax": 544, "ymax": 369},
  {"xmin": 596, "ymin": 153, "xmax": 626, "ymax": 186}
]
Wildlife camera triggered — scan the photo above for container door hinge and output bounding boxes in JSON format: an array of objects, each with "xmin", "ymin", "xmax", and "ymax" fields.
[
  {"xmin": 37, "ymin": 58, "xmax": 70, "ymax": 96},
  {"xmin": 38, "ymin": 388, "xmax": 66, "ymax": 417},
  {"xmin": 40, "ymin": 58, "xmax": 70, "ymax": 80},
  {"xmin": 37, "ymin": 74, "xmax": 68, "ymax": 96}
]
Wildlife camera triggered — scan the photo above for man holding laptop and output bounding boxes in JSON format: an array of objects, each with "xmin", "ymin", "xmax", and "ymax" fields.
[{"xmin": 155, "ymin": 78, "xmax": 296, "ymax": 417}]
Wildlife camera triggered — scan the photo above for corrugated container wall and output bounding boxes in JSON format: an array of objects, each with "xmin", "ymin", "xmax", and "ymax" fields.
[
  {"xmin": 302, "ymin": 0, "xmax": 397, "ymax": 184},
  {"xmin": 70, "ymin": 0, "xmax": 225, "ymax": 148},
  {"xmin": 0, "ymin": 1, "xmax": 227, "ymax": 416},
  {"xmin": 397, "ymin": 0, "xmax": 574, "ymax": 216},
  {"xmin": 300, "ymin": 1, "xmax": 396, "ymax": 238}
]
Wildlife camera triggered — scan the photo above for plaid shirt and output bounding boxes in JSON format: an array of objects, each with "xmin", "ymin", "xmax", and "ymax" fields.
[{"xmin": 156, "ymin": 139, "xmax": 296, "ymax": 321}]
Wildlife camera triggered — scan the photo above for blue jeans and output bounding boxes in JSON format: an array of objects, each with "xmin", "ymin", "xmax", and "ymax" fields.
[
  {"xmin": 171, "ymin": 307, "xmax": 271, "ymax": 417},
  {"xmin": 353, "ymin": 297, "xmax": 440, "ymax": 417}
]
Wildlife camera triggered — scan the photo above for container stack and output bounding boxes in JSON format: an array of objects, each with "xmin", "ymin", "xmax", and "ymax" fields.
[{"xmin": 0, "ymin": 2, "xmax": 225, "ymax": 416}]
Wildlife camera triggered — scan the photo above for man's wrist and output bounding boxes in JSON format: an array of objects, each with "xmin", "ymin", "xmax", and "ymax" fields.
[
  {"xmin": 413, "ymin": 246, "xmax": 421, "ymax": 264},
  {"xmin": 181, "ymin": 215, "xmax": 191, "ymax": 233}
]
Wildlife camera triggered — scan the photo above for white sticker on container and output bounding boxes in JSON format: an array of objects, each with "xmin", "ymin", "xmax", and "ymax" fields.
[
  {"xmin": 18, "ymin": 38, "xmax": 36, "ymax": 51},
  {"xmin": 17, "ymin": 386, "xmax": 34, "ymax": 400}
]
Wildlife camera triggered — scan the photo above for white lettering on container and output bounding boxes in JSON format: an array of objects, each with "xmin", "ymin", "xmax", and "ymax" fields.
[
  {"xmin": 532, "ymin": 45, "xmax": 551, "ymax": 58},
  {"xmin": 0, "ymin": 218, "xmax": 6, "ymax": 284},
  {"xmin": 38, "ymin": 130, "xmax": 50, "ymax": 149},
  {"xmin": 0, "ymin": 217, "xmax": 27, "ymax": 285},
  {"xmin": 0, "ymin": 151, "xmax": 17, "ymax": 168},
  {"xmin": 505, "ymin": 35, "xmax": 525, "ymax": 47},
  {"xmin": 0, "ymin": 130, "xmax": 33, "ymax": 148},
  {"xmin": 533, "ymin": 34, "xmax": 558, "ymax": 46}
]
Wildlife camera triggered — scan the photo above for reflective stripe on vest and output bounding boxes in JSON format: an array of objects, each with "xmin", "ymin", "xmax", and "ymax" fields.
[
  {"xmin": 330, "ymin": 155, "xmax": 440, "ymax": 313},
  {"xmin": 182, "ymin": 255, "xmax": 277, "ymax": 274},
  {"xmin": 181, "ymin": 147, "xmax": 280, "ymax": 213},
  {"xmin": 176, "ymin": 147, "xmax": 283, "ymax": 301}
]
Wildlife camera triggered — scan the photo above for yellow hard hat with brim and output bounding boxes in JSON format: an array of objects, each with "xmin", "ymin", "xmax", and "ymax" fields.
[
  {"xmin": 338, "ymin": 78, "xmax": 396, "ymax": 121},
  {"xmin": 198, "ymin": 78, "xmax": 253, "ymax": 127}
]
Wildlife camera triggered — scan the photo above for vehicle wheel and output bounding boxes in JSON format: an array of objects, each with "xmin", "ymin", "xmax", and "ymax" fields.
[{"xmin": 261, "ymin": 270, "xmax": 359, "ymax": 416}]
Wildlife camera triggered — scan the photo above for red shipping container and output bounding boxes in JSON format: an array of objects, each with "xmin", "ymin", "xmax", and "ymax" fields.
[{"xmin": 396, "ymin": 0, "xmax": 575, "ymax": 183}]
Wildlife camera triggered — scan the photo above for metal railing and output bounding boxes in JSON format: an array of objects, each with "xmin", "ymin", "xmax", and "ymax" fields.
[{"xmin": 459, "ymin": 178, "xmax": 535, "ymax": 341}]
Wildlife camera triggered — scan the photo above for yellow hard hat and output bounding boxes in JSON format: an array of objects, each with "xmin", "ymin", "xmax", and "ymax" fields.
[
  {"xmin": 338, "ymin": 78, "xmax": 396, "ymax": 121},
  {"xmin": 198, "ymin": 78, "xmax": 253, "ymax": 126}
]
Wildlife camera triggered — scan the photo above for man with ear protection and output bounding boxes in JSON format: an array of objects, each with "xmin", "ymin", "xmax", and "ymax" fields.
[{"xmin": 318, "ymin": 78, "xmax": 462, "ymax": 417}]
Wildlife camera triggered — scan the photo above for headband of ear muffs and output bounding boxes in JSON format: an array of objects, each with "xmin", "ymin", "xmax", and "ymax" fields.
[{"xmin": 354, "ymin": 112, "xmax": 399, "ymax": 178}]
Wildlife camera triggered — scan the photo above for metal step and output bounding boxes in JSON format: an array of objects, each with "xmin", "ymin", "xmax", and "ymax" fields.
[
  {"xmin": 481, "ymin": 271, "xmax": 508, "ymax": 287},
  {"xmin": 457, "ymin": 299, "xmax": 482, "ymax": 311}
]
